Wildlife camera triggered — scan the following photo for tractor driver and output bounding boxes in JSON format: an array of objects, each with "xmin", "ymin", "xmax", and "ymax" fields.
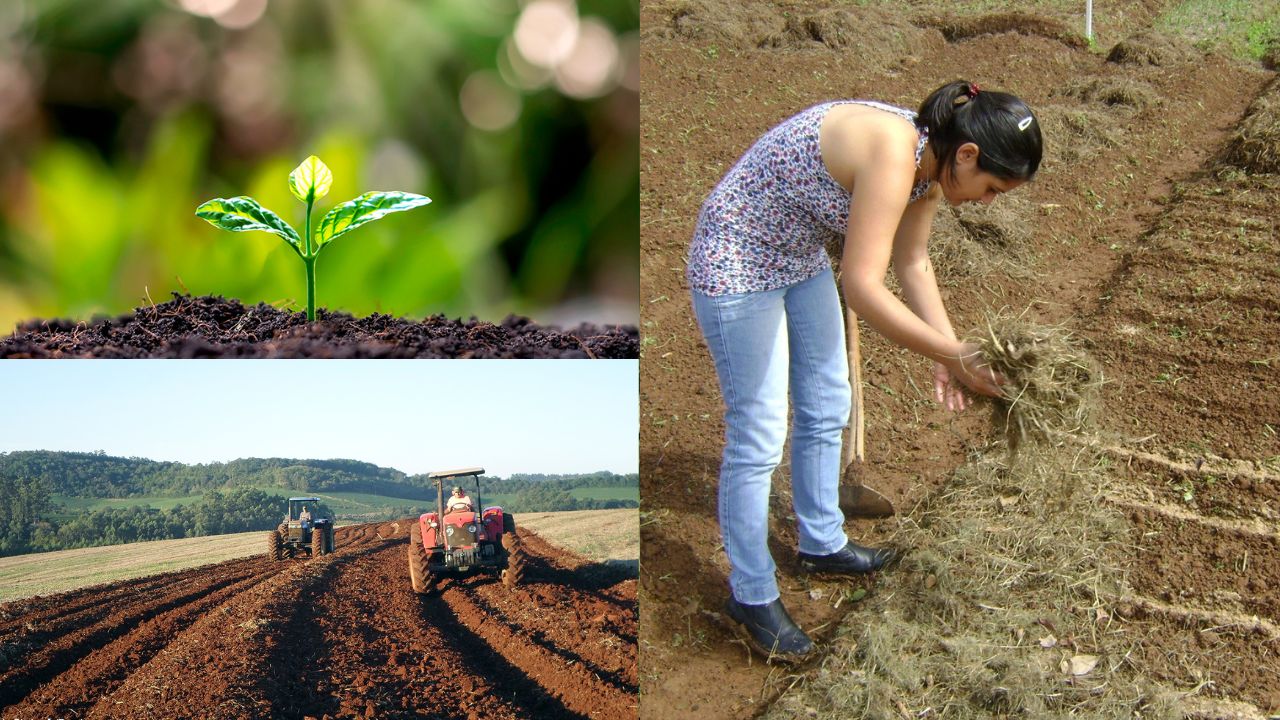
[
  {"xmin": 299, "ymin": 504, "xmax": 313, "ymax": 526},
  {"xmin": 446, "ymin": 486, "xmax": 473, "ymax": 514}
]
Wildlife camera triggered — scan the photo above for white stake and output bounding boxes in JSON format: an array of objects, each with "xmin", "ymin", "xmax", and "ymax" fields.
[{"xmin": 1086, "ymin": 0, "xmax": 1093, "ymax": 42}]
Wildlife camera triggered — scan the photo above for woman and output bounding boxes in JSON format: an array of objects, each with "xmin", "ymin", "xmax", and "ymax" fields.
[{"xmin": 688, "ymin": 80, "xmax": 1042, "ymax": 660}]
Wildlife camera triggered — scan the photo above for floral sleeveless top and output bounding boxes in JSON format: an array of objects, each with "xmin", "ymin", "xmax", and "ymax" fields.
[{"xmin": 688, "ymin": 100, "xmax": 931, "ymax": 296}]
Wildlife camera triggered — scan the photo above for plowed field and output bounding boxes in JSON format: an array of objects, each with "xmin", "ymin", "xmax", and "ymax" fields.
[{"xmin": 0, "ymin": 523, "xmax": 638, "ymax": 719}]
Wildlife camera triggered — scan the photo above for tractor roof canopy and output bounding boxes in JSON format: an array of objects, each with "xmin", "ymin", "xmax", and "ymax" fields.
[
  {"xmin": 428, "ymin": 467, "xmax": 485, "ymax": 479},
  {"xmin": 289, "ymin": 497, "xmax": 321, "ymax": 502}
]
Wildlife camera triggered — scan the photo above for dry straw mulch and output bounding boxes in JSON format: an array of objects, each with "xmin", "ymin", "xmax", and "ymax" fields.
[
  {"xmin": 1225, "ymin": 77, "xmax": 1280, "ymax": 174},
  {"xmin": 972, "ymin": 313, "xmax": 1104, "ymax": 454},
  {"xmin": 765, "ymin": 315, "xmax": 1172, "ymax": 719}
]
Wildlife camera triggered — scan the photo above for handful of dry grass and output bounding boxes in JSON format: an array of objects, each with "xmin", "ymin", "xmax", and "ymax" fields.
[{"xmin": 972, "ymin": 315, "xmax": 1103, "ymax": 452}]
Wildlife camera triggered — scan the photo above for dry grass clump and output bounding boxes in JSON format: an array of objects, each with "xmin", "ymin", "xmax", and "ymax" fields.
[
  {"xmin": 972, "ymin": 314, "xmax": 1103, "ymax": 453},
  {"xmin": 764, "ymin": 452, "xmax": 1179, "ymax": 719},
  {"xmin": 928, "ymin": 196, "xmax": 1035, "ymax": 280},
  {"xmin": 649, "ymin": 0, "xmax": 784, "ymax": 46},
  {"xmin": 650, "ymin": 0, "xmax": 936, "ymax": 68},
  {"xmin": 761, "ymin": 5, "xmax": 933, "ymax": 60},
  {"xmin": 917, "ymin": 12, "xmax": 1085, "ymax": 48},
  {"xmin": 1059, "ymin": 77, "xmax": 1160, "ymax": 112},
  {"xmin": 1036, "ymin": 104, "xmax": 1124, "ymax": 168},
  {"xmin": 1263, "ymin": 41, "xmax": 1280, "ymax": 71},
  {"xmin": 1224, "ymin": 78, "xmax": 1280, "ymax": 174},
  {"xmin": 1106, "ymin": 31, "xmax": 1197, "ymax": 66}
]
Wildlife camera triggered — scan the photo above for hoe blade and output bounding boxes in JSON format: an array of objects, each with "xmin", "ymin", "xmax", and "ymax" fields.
[{"xmin": 838, "ymin": 463, "xmax": 895, "ymax": 519}]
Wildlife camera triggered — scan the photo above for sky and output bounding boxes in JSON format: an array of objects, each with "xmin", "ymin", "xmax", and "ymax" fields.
[{"xmin": 0, "ymin": 361, "xmax": 638, "ymax": 478}]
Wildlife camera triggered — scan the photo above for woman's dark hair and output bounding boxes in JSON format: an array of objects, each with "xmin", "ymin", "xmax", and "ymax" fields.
[{"xmin": 917, "ymin": 80, "xmax": 1042, "ymax": 184}]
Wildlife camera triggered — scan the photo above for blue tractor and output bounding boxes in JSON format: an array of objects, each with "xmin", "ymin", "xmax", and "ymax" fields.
[{"xmin": 267, "ymin": 496, "xmax": 335, "ymax": 560}]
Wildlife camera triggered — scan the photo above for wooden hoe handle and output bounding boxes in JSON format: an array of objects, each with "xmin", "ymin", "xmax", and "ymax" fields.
[{"xmin": 844, "ymin": 307, "xmax": 865, "ymax": 467}]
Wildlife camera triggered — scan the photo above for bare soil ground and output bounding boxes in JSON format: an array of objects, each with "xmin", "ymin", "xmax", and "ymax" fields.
[
  {"xmin": 0, "ymin": 522, "xmax": 638, "ymax": 719},
  {"xmin": 639, "ymin": 0, "xmax": 1278, "ymax": 716}
]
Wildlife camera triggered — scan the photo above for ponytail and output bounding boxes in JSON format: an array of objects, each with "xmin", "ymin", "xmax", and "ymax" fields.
[{"xmin": 917, "ymin": 80, "xmax": 1042, "ymax": 184}]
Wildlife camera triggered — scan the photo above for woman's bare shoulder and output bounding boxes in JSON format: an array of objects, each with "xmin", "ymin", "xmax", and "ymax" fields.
[{"xmin": 822, "ymin": 105, "xmax": 919, "ymax": 188}]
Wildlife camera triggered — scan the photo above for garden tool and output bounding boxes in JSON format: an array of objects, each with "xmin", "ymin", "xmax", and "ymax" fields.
[{"xmin": 840, "ymin": 307, "xmax": 895, "ymax": 519}]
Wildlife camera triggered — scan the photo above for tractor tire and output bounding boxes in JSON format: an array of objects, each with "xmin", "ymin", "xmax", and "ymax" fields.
[
  {"xmin": 312, "ymin": 527, "xmax": 326, "ymax": 557},
  {"xmin": 501, "ymin": 523, "xmax": 524, "ymax": 589},
  {"xmin": 267, "ymin": 530, "xmax": 282, "ymax": 561},
  {"xmin": 408, "ymin": 523, "xmax": 430, "ymax": 594}
]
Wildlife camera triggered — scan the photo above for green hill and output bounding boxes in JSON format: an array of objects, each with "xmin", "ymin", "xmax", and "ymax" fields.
[{"xmin": 0, "ymin": 451, "xmax": 636, "ymax": 556}]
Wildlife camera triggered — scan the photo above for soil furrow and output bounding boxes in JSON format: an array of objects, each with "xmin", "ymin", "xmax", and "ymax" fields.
[
  {"xmin": 0, "ymin": 520, "xmax": 635, "ymax": 719},
  {"xmin": 436, "ymin": 582, "xmax": 636, "ymax": 719},
  {"xmin": 1125, "ymin": 508, "xmax": 1280, "ymax": 622},
  {"xmin": 4, "ymin": 568, "xmax": 278, "ymax": 718},
  {"xmin": 0, "ymin": 561, "xmax": 267, "ymax": 709},
  {"xmin": 465, "ymin": 586, "xmax": 638, "ymax": 693},
  {"xmin": 418, "ymin": 589, "xmax": 593, "ymax": 719},
  {"xmin": 0, "ymin": 569, "xmax": 203, "ymax": 635}
]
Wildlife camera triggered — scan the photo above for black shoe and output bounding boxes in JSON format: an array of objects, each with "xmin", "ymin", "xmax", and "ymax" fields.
[
  {"xmin": 724, "ymin": 597, "xmax": 814, "ymax": 661},
  {"xmin": 797, "ymin": 541, "xmax": 895, "ymax": 575}
]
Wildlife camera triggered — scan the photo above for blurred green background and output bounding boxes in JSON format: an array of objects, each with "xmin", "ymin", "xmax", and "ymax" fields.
[{"xmin": 0, "ymin": 0, "xmax": 638, "ymax": 332}]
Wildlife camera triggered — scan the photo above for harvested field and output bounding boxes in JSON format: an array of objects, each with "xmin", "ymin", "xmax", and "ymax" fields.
[
  {"xmin": 640, "ymin": 0, "xmax": 1280, "ymax": 716},
  {"xmin": 0, "ymin": 521, "xmax": 638, "ymax": 719}
]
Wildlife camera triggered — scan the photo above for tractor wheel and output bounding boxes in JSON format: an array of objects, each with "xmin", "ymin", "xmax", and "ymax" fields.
[
  {"xmin": 267, "ymin": 530, "xmax": 282, "ymax": 561},
  {"xmin": 312, "ymin": 527, "xmax": 326, "ymax": 557},
  {"xmin": 408, "ymin": 523, "xmax": 430, "ymax": 594},
  {"xmin": 501, "ymin": 524, "xmax": 524, "ymax": 589}
]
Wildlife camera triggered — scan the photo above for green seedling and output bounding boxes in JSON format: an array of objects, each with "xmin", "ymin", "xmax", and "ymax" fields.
[{"xmin": 195, "ymin": 156, "xmax": 431, "ymax": 321}]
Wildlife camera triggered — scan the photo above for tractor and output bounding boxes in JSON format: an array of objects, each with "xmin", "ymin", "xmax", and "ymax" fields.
[
  {"xmin": 407, "ymin": 467, "xmax": 523, "ymax": 593},
  {"xmin": 267, "ymin": 496, "xmax": 335, "ymax": 560}
]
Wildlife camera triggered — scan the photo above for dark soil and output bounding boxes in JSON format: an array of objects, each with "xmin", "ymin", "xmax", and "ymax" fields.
[
  {"xmin": 640, "ymin": 0, "xmax": 1278, "ymax": 716},
  {"xmin": 0, "ymin": 294, "xmax": 639, "ymax": 359},
  {"xmin": 0, "ymin": 523, "xmax": 638, "ymax": 719}
]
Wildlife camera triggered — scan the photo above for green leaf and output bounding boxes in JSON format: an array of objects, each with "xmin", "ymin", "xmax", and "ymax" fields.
[
  {"xmin": 288, "ymin": 155, "xmax": 333, "ymax": 203},
  {"xmin": 315, "ymin": 191, "xmax": 432, "ymax": 249},
  {"xmin": 195, "ymin": 196, "xmax": 303, "ymax": 253}
]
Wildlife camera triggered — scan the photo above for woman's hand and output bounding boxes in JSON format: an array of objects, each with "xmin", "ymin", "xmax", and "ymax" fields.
[
  {"xmin": 942, "ymin": 342, "xmax": 1007, "ymax": 400},
  {"xmin": 932, "ymin": 362, "xmax": 971, "ymax": 411}
]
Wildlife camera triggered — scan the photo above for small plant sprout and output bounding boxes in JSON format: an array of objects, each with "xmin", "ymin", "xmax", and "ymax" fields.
[{"xmin": 196, "ymin": 156, "xmax": 431, "ymax": 321}]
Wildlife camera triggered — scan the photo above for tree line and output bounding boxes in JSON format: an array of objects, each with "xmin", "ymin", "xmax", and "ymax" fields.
[
  {"xmin": 1, "ymin": 487, "xmax": 284, "ymax": 556},
  {"xmin": 0, "ymin": 451, "xmax": 637, "ymax": 556},
  {"xmin": 0, "ymin": 451, "xmax": 416, "ymax": 498}
]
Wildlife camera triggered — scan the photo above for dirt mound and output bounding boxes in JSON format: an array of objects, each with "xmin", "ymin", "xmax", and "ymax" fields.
[
  {"xmin": 1036, "ymin": 103, "xmax": 1125, "ymax": 168},
  {"xmin": 0, "ymin": 523, "xmax": 637, "ymax": 719},
  {"xmin": 760, "ymin": 6, "xmax": 933, "ymax": 58},
  {"xmin": 1106, "ymin": 30, "xmax": 1198, "ymax": 66},
  {"xmin": 1224, "ymin": 77, "xmax": 1280, "ymax": 173},
  {"xmin": 928, "ymin": 195, "xmax": 1035, "ymax": 279},
  {"xmin": 917, "ymin": 12, "xmax": 1086, "ymax": 48},
  {"xmin": 1264, "ymin": 42, "xmax": 1280, "ymax": 71},
  {"xmin": 0, "ymin": 293, "xmax": 638, "ymax": 359},
  {"xmin": 649, "ymin": 0, "xmax": 939, "ymax": 68},
  {"xmin": 1058, "ymin": 76, "xmax": 1161, "ymax": 111}
]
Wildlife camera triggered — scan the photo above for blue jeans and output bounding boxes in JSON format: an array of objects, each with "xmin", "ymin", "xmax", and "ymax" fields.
[{"xmin": 692, "ymin": 269, "xmax": 851, "ymax": 605}]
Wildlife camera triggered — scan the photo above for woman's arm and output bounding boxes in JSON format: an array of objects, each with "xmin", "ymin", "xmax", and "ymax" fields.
[
  {"xmin": 891, "ymin": 189, "xmax": 981, "ymax": 408},
  {"xmin": 837, "ymin": 122, "xmax": 1003, "ymax": 397},
  {"xmin": 892, "ymin": 187, "xmax": 954, "ymax": 340},
  {"xmin": 838, "ymin": 125, "xmax": 963, "ymax": 365}
]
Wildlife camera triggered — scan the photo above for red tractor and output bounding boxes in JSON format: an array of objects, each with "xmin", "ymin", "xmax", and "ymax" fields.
[{"xmin": 407, "ymin": 467, "xmax": 523, "ymax": 593}]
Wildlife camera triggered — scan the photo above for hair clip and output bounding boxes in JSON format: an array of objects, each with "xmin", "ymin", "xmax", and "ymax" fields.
[
  {"xmin": 1017, "ymin": 115, "xmax": 1034, "ymax": 131},
  {"xmin": 968, "ymin": 82, "xmax": 981, "ymax": 97}
]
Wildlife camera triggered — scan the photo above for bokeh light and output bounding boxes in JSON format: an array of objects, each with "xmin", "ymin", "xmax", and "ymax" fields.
[
  {"xmin": 460, "ymin": 70, "xmax": 522, "ymax": 131},
  {"xmin": 513, "ymin": 0, "xmax": 579, "ymax": 69},
  {"xmin": 553, "ymin": 17, "xmax": 618, "ymax": 99}
]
